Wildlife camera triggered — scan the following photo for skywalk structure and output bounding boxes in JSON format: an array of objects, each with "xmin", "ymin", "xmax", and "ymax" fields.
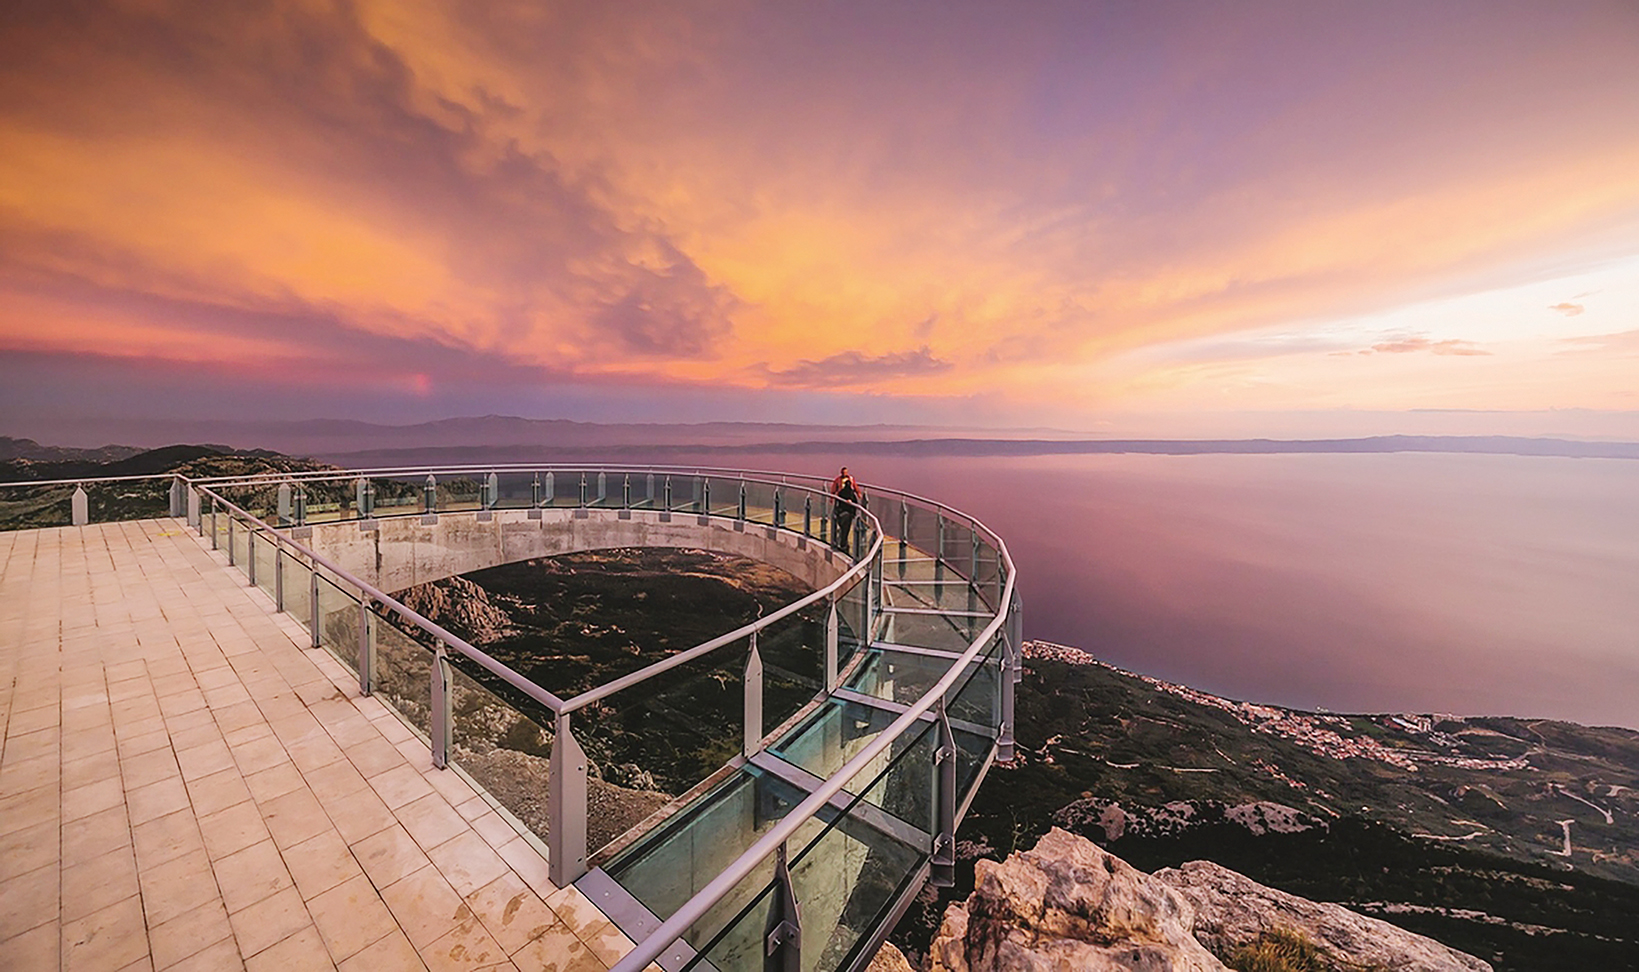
[{"xmin": 4, "ymin": 465, "xmax": 1019, "ymax": 972}]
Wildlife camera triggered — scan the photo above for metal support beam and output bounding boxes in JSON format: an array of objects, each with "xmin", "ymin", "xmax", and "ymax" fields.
[
  {"xmin": 359, "ymin": 601, "xmax": 375, "ymax": 697},
  {"xmin": 744, "ymin": 631, "xmax": 764, "ymax": 756},
  {"xmin": 430, "ymin": 645, "xmax": 450, "ymax": 767},
  {"xmin": 764, "ymin": 843, "xmax": 802, "ymax": 972},
  {"xmin": 548, "ymin": 714, "xmax": 589, "ymax": 886}
]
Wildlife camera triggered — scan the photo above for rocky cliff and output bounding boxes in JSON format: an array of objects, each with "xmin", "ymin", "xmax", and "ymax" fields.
[{"xmin": 925, "ymin": 828, "xmax": 1490, "ymax": 972}]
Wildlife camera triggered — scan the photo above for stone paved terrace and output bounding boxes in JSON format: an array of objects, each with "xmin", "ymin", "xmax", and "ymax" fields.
[{"xmin": 0, "ymin": 519, "xmax": 636, "ymax": 972}]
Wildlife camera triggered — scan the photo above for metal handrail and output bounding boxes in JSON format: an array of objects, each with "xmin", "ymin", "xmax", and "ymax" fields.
[
  {"xmin": 609, "ymin": 510, "xmax": 1015, "ymax": 972},
  {"xmin": 192, "ymin": 470, "xmax": 886, "ymax": 719},
  {"xmin": 0, "ymin": 472, "xmax": 177, "ymax": 487}
]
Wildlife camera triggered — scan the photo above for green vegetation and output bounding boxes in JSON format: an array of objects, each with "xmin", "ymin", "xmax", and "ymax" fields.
[{"xmin": 1226, "ymin": 928, "xmax": 1346, "ymax": 972}]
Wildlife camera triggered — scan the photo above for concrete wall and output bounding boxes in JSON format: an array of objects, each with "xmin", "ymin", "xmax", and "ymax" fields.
[{"xmin": 301, "ymin": 508, "xmax": 850, "ymax": 597}]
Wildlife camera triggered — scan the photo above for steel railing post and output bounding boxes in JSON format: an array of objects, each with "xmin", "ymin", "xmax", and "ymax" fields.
[
  {"xmin": 431, "ymin": 645, "xmax": 450, "ymax": 766},
  {"xmin": 544, "ymin": 471, "xmax": 555, "ymax": 506},
  {"xmin": 998, "ymin": 631, "xmax": 1017, "ymax": 763},
  {"xmin": 70, "ymin": 484, "xmax": 89, "ymax": 526},
  {"xmin": 293, "ymin": 486, "xmax": 306, "ymax": 526},
  {"xmin": 227, "ymin": 515, "xmax": 235, "ymax": 566},
  {"xmin": 663, "ymin": 476, "xmax": 672, "ymax": 511},
  {"xmin": 274, "ymin": 546, "xmax": 284, "ymax": 611},
  {"xmin": 596, "ymin": 472, "xmax": 607, "ymax": 505},
  {"xmin": 803, "ymin": 494, "xmax": 812, "ymax": 537},
  {"xmin": 737, "ymin": 480, "xmax": 747, "ymax": 521},
  {"xmin": 744, "ymin": 632, "xmax": 763, "ymax": 756},
  {"xmin": 169, "ymin": 476, "xmax": 185, "ymax": 518},
  {"xmin": 531, "ymin": 474, "xmax": 542, "ymax": 508},
  {"xmin": 246, "ymin": 529, "xmax": 256, "ymax": 586},
  {"xmin": 766, "ymin": 843, "xmax": 802, "ymax": 972},
  {"xmin": 773, "ymin": 488, "xmax": 784, "ymax": 529},
  {"xmin": 309, "ymin": 565, "xmax": 321, "ymax": 649},
  {"xmin": 899, "ymin": 504, "xmax": 909, "ymax": 578},
  {"xmin": 825, "ymin": 599, "xmax": 839, "ymax": 691},
  {"xmin": 485, "ymin": 472, "xmax": 498, "ymax": 510},
  {"xmin": 277, "ymin": 483, "xmax": 292, "ymax": 526},
  {"xmin": 579, "ymin": 474, "xmax": 588, "ymax": 507},
  {"xmin": 425, "ymin": 474, "xmax": 437, "ymax": 513},
  {"xmin": 211, "ymin": 496, "xmax": 218, "ymax": 549},
  {"xmin": 622, "ymin": 475, "xmax": 631, "ymax": 509},
  {"xmin": 645, "ymin": 473, "xmax": 655, "ymax": 507},
  {"xmin": 702, "ymin": 479, "xmax": 711, "ymax": 516},
  {"xmin": 189, "ymin": 487, "xmax": 201, "ymax": 532},
  {"xmin": 359, "ymin": 600, "xmax": 375, "ymax": 697},
  {"xmin": 932, "ymin": 701, "xmax": 957, "ymax": 887},
  {"xmin": 548, "ymin": 713, "xmax": 589, "ymax": 886}
]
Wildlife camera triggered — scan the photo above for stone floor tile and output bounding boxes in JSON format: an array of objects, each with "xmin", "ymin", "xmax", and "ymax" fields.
[
  {"xmin": 339, "ymin": 735, "xmax": 402, "ymax": 779},
  {"xmin": 128, "ymin": 775, "xmax": 192, "ymax": 826},
  {"xmin": 213, "ymin": 701, "xmax": 265, "ymax": 736},
  {"xmin": 465, "ymin": 873, "xmax": 558, "ymax": 956},
  {"xmin": 0, "ymin": 919, "xmax": 60, "ymax": 972},
  {"xmin": 284, "ymin": 829, "xmax": 363, "ymax": 902},
  {"xmin": 336, "ymin": 928, "xmax": 427, "ymax": 972},
  {"xmin": 494, "ymin": 837, "xmax": 554, "ymax": 900},
  {"xmin": 137, "ymin": 847, "xmax": 218, "ymax": 927},
  {"xmin": 185, "ymin": 766, "xmax": 254, "ymax": 818},
  {"xmin": 427, "ymin": 831, "xmax": 511, "ymax": 899},
  {"xmin": 243, "ymin": 762, "xmax": 305, "ymax": 804},
  {"xmin": 61, "ymin": 747, "xmax": 122, "ymax": 789},
  {"xmin": 0, "ymin": 752, "xmax": 60, "ymax": 792},
  {"xmin": 161, "ymin": 935, "xmax": 243, "ymax": 972},
  {"xmin": 118, "ymin": 729, "xmax": 174, "ymax": 759},
  {"xmin": 62, "ymin": 844, "xmax": 141, "ymax": 924},
  {"xmin": 423, "ymin": 913, "xmax": 512, "ymax": 972},
  {"xmin": 397, "ymin": 794, "xmax": 468, "ymax": 852},
  {"xmin": 0, "ymin": 819, "xmax": 60, "ymax": 882},
  {"xmin": 120, "ymin": 747, "xmax": 182, "ymax": 791},
  {"xmin": 306, "ymin": 873, "xmax": 398, "ymax": 962},
  {"xmin": 226, "ymin": 885, "xmax": 311, "ymax": 959},
  {"xmin": 63, "ymin": 774, "xmax": 128, "ymax": 823},
  {"xmin": 148, "ymin": 898, "xmax": 232, "ymax": 970},
  {"xmin": 133, "ymin": 809, "xmax": 206, "ymax": 871},
  {"xmin": 242, "ymin": 924, "xmax": 333, "ymax": 972},
  {"xmin": 352, "ymin": 825, "xmax": 430, "ymax": 890},
  {"xmin": 199, "ymin": 799, "xmax": 272, "ymax": 861},
  {"xmin": 380, "ymin": 865, "xmax": 468, "ymax": 949},
  {"xmin": 302, "ymin": 759, "xmax": 368, "ymax": 806},
  {"xmin": 0, "ymin": 783, "xmax": 60, "ymax": 838},
  {"xmin": 175, "ymin": 739, "xmax": 236, "ymax": 783},
  {"xmin": 213, "ymin": 839, "xmax": 293, "ymax": 915},
  {"xmin": 62, "ymin": 892, "xmax": 149, "ymax": 972},
  {"xmin": 0, "ymin": 862, "xmax": 58, "ymax": 942},
  {"xmin": 323, "ymin": 785, "xmax": 396, "ymax": 846},
  {"xmin": 368, "ymin": 764, "xmax": 436, "ymax": 809},
  {"xmin": 61, "ymin": 804, "xmax": 132, "ymax": 867},
  {"xmin": 509, "ymin": 920, "xmax": 605, "ymax": 972},
  {"xmin": 223, "ymin": 722, "xmax": 275, "ymax": 749},
  {"xmin": 286, "ymin": 732, "xmax": 345, "ymax": 773},
  {"xmin": 259, "ymin": 786, "xmax": 333, "ymax": 851}
]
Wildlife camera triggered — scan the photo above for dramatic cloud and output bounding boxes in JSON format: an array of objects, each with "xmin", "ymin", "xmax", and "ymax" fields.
[
  {"xmin": 1, "ymin": 0, "xmax": 1637, "ymax": 428},
  {"xmin": 1367, "ymin": 338, "xmax": 1491, "ymax": 357},
  {"xmin": 761, "ymin": 347, "xmax": 952, "ymax": 388}
]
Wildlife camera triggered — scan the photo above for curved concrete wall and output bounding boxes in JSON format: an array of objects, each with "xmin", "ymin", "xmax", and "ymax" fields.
[{"xmin": 300, "ymin": 508, "xmax": 850, "ymax": 596}]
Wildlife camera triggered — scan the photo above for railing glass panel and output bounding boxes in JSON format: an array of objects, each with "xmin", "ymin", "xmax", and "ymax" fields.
[
  {"xmin": 253, "ymin": 526, "xmax": 278, "ymax": 603},
  {"xmin": 313, "ymin": 572, "xmax": 362, "ymax": 678},
  {"xmin": 754, "ymin": 607, "xmax": 826, "ymax": 742},
  {"xmin": 371, "ymin": 615, "xmax": 435, "ymax": 738},
  {"xmin": 446, "ymin": 664, "xmax": 556, "ymax": 840}
]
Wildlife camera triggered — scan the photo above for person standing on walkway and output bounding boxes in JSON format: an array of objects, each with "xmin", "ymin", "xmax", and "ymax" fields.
[{"xmin": 831, "ymin": 466, "xmax": 863, "ymax": 552}]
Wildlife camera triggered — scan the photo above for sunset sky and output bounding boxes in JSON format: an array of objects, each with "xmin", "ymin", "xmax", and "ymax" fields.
[{"xmin": 3, "ymin": 0, "xmax": 1638, "ymax": 438}]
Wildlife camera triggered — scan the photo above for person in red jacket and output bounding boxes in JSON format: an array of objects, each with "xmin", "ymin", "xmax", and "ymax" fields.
[{"xmin": 830, "ymin": 466, "xmax": 863, "ymax": 552}]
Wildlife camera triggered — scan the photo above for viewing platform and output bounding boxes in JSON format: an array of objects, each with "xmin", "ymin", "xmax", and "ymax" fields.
[{"xmin": 0, "ymin": 466, "xmax": 1020, "ymax": 972}]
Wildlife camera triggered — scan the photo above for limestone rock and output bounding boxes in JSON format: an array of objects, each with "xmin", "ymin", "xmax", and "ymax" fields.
[
  {"xmin": 866, "ymin": 942, "xmax": 917, "ymax": 972},
  {"xmin": 1154, "ymin": 859, "xmax": 1492, "ymax": 972},
  {"xmin": 928, "ymin": 827, "xmax": 1228, "ymax": 971}
]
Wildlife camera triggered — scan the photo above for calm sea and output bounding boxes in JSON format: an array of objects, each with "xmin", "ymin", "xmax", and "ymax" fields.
[
  {"xmin": 711, "ymin": 450, "xmax": 1639, "ymax": 729},
  {"xmin": 332, "ymin": 446, "xmax": 1639, "ymax": 729}
]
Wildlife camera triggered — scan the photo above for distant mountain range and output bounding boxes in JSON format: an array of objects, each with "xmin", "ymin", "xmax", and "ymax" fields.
[{"xmin": 10, "ymin": 417, "xmax": 1639, "ymax": 465}]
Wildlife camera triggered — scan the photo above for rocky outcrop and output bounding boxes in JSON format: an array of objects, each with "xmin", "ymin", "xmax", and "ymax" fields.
[
  {"xmin": 929, "ymin": 828, "xmax": 1492, "ymax": 972},
  {"xmin": 399, "ymin": 575, "xmax": 512, "ymax": 643},
  {"xmin": 867, "ymin": 942, "xmax": 917, "ymax": 972},
  {"xmin": 928, "ymin": 828, "xmax": 1225, "ymax": 971},
  {"xmin": 1155, "ymin": 860, "xmax": 1492, "ymax": 972}
]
